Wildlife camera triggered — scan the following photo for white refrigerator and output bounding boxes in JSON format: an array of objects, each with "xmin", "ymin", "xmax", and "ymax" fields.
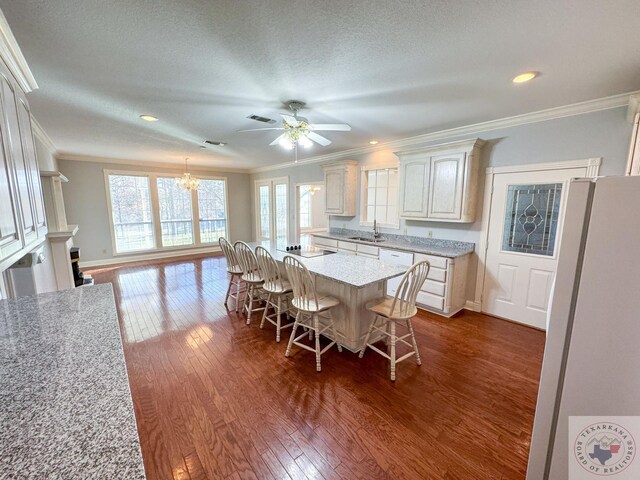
[{"xmin": 527, "ymin": 176, "xmax": 640, "ymax": 479}]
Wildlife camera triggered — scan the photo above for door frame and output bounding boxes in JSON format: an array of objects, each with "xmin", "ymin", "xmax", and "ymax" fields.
[
  {"xmin": 294, "ymin": 182, "xmax": 326, "ymax": 242},
  {"xmin": 472, "ymin": 157, "xmax": 601, "ymax": 313}
]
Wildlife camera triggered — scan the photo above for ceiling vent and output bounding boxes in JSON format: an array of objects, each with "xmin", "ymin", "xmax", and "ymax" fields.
[
  {"xmin": 247, "ymin": 114, "xmax": 276, "ymax": 124},
  {"xmin": 204, "ymin": 140, "xmax": 226, "ymax": 146}
]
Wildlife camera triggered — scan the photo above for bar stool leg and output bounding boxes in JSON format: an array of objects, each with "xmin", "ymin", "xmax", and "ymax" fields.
[
  {"xmin": 224, "ymin": 276, "xmax": 233, "ymax": 307},
  {"xmin": 235, "ymin": 278, "xmax": 242, "ymax": 313},
  {"xmin": 260, "ymin": 293, "xmax": 272, "ymax": 329},
  {"xmin": 246, "ymin": 285, "xmax": 254, "ymax": 325},
  {"xmin": 313, "ymin": 313, "xmax": 321, "ymax": 372},
  {"xmin": 285, "ymin": 311, "xmax": 301, "ymax": 357},
  {"xmin": 359, "ymin": 315, "xmax": 377, "ymax": 358},
  {"xmin": 390, "ymin": 320, "xmax": 397, "ymax": 381},
  {"xmin": 407, "ymin": 318, "xmax": 422, "ymax": 366},
  {"xmin": 275, "ymin": 296, "xmax": 282, "ymax": 342}
]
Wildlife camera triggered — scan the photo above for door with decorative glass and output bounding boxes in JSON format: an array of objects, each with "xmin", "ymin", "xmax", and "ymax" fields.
[
  {"xmin": 255, "ymin": 177, "xmax": 288, "ymax": 244},
  {"xmin": 482, "ymin": 167, "xmax": 588, "ymax": 328}
]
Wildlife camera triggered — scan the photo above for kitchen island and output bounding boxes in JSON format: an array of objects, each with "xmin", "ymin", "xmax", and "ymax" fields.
[
  {"xmin": 0, "ymin": 284, "xmax": 146, "ymax": 479},
  {"xmin": 249, "ymin": 241, "xmax": 406, "ymax": 351}
]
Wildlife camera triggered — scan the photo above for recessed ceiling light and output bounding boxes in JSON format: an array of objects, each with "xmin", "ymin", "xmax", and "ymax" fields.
[
  {"xmin": 139, "ymin": 114, "xmax": 158, "ymax": 122},
  {"xmin": 512, "ymin": 72, "xmax": 538, "ymax": 84},
  {"xmin": 369, "ymin": 140, "xmax": 379, "ymax": 145}
]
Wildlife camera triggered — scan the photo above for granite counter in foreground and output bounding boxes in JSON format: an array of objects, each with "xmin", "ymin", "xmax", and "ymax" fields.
[{"xmin": 0, "ymin": 284, "xmax": 146, "ymax": 480}]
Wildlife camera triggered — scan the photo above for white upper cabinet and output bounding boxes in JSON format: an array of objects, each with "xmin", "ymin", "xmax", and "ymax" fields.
[
  {"xmin": 399, "ymin": 159, "xmax": 430, "ymax": 218},
  {"xmin": 323, "ymin": 160, "xmax": 358, "ymax": 216},
  {"xmin": 0, "ymin": 123, "xmax": 22, "ymax": 261},
  {"xmin": 397, "ymin": 138, "xmax": 484, "ymax": 223},
  {"xmin": 427, "ymin": 152, "xmax": 465, "ymax": 220}
]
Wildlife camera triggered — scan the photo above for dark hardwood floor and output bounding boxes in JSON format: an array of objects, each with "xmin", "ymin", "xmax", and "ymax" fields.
[{"xmin": 88, "ymin": 254, "xmax": 546, "ymax": 480}]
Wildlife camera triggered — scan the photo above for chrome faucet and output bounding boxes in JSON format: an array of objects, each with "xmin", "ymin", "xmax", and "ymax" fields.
[{"xmin": 373, "ymin": 219, "xmax": 381, "ymax": 239}]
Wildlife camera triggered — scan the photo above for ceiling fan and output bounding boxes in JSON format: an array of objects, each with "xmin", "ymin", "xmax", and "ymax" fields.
[{"xmin": 238, "ymin": 100, "xmax": 351, "ymax": 151}]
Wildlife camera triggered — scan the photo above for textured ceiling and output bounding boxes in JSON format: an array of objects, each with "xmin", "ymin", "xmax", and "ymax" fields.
[{"xmin": 2, "ymin": 0, "xmax": 640, "ymax": 170}]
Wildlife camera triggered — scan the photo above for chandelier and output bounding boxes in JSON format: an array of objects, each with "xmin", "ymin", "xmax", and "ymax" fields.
[{"xmin": 175, "ymin": 158, "xmax": 199, "ymax": 191}]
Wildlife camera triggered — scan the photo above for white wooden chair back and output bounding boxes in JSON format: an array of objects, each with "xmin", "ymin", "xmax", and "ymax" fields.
[
  {"xmin": 234, "ymin": 241, "xmax": 259, "ymax": 277},
  {"xmin": 255, "ymin": 246, "xmax": 285, "ymax": 291},
  {"xmin": 219, "ymin": 237, "xmax": 241, "ymax": 273},
  {"xmin": 389, "ymin": 260, "xmax": 431, "ymax": 317},
  {"xmin": 283, "ymin": 255, "xmax": 319, "ymax": 310}
]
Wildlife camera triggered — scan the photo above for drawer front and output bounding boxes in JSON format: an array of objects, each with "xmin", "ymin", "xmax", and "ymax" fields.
[
  {"xmin": 337, "ymin": 240, "xmax": 357, "ymax": 252},
  {"xmin": 357, "ymin": 244, "xmax": 379, "ymax": 256},
  {"xmin": 313, "ymin": 237, "xmax": 338, "ymax": 248},
  {"xmin": 415, "ymin": 253, "xmax": 448, "ymax": 269},
  {"xmin": 417, "ymin": 291, "xmax": 445, "ymax": 311},
  {"xmin": 422, "ymin": 279, "xmax": 445, "ymax": 297},
  {"xmin": 357, "ymin": 251, "xmax": 378, "ymax": 259},
  {"xmin": 427, "ymin": 267, "xmax": 447, "ymax": 283},
  {"xmin": 379, "ymin": 249, "xmax": 414, "ymax": 266}
]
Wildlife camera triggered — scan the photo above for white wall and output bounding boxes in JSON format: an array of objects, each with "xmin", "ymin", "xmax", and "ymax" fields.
[
  {"xmin": 58, "ymin": 159, "xmax": 252, "ymax": 264},
  {"xmin": 251, "ymin": 106, "xmax": 633, "ymax": 300}
]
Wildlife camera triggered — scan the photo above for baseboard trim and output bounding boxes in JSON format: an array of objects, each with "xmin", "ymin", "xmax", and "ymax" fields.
[
  {"xmin": 81, "ymin": 246, "xmax": 222, "ymax": 269},
  {"xmin": 464, "ymin": 300, "xmax": 482, "ymax": 312}
]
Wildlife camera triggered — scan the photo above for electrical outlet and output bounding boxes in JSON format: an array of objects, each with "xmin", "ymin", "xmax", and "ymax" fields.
[{"xmin": 428, "ymin": 230, "xmax": 433, "ymax": 238}]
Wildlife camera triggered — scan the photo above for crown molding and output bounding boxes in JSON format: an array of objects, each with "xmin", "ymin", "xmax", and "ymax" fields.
[
  {"xmin": 56, "ymin": 152, "xmax": 251, "ymax": 174},
  {"xmin": 0, "ymin": 9, "xmax": 38, "ymax": 93},
  {"xmin": 627, "ymin": 94, "xmax": 640, "ymax": 123},
  {"xmin": 249, "ymin": 90, "xmax": 639, "ymax": 174},
  {"xmin": 30, "ymin": 115, "xmax": 56, "ymax": 153}
]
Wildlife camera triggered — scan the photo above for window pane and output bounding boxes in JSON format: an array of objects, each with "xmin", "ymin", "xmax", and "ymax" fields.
[
  {"xmin": 367, "ymin": 170, "xmax": 377, "ymax": 188},
  {"xmin": 502, "ymin": 183, "xmax": 562, "ymax": 256},
  {"xmin": 108, "ymin": 174, "xmax": 155, "ymax": 253},
  {"xmin": 198, "ymin": 179, "xmax": 227, "ymax": 243},
  {"xmin": 275, "ymin": 183, "xmax": 287, "ymax": 243},
  {"xmin": 363, "ymin": 167, "xmax": 400, "ymax": 225},
  {"xmin": 367, "ymin": 187, "xmax": 376, "ymax": 207},
  {"xmin": 157, "ymin": 177, "xmax": 194, "ymax": 247},
  {"xmin": 259, "ymin": 185, "xmax": 270, "ymax": 239},
  {"xmin": 377, "ymin": 169, "xmax": 388, "ymax": 187}
]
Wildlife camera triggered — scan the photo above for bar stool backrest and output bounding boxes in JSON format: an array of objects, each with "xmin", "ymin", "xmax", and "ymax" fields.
[
  {"xmin": 234, "ymin": 241, "xmax": 259, "ymax": 277},
  {"xmin": 255, "ymin": 246, "xmax": 285, "ymax": 291},
  {"xmin": 390, "ymin": 260, "xmax": 431, "ymax": 318},
  {"xmin": 219, "ymin": 237, "xmax": 241, "ymax": 273},
  {"xmin": 283, "ymin": 255, "xmax": 318, "ymax": 310}
]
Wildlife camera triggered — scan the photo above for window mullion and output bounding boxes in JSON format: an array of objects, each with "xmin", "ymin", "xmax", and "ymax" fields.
[
  {"xmin": 192, "ymin": 188, "xmax": 201, "ymax": 246},
  {"xmin": 149, "ymin": 174, "xmax": 162, "ymax": 249}
]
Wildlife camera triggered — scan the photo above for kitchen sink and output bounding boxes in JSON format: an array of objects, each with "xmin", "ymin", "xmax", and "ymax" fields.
[{"xmin": 348, "ymin": 236, "xmax": 385, "ymax": 243}]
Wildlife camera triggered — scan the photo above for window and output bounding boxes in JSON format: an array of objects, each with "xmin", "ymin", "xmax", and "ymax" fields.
[
  {"xmin": 157, "ymin": 177, "xmax": 194, "ymax": 247},
  {"xmin": 361, "ymin": 167, "xmax": 399, "ymax": 227},
  {"xmin": 106, "ymin": 171, "xmax": 229, "ymax": 255},
  {"xmin": 197, "ymin": 179, "xmax": 227, "ymax": 244},
  {"xmin": 107, "ymin": 174, "xmax": 155, "ymax": 253}
]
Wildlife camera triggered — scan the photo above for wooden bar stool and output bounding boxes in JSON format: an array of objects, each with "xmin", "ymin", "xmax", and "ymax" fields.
[
  {"xmin": 359, "ymin": 260, "xmax": 430, "ymax": 381},
  {"xmin": 255, "ymin": 246, "xmax": 294, "ymax": 342},
  {"xmin": 283, "ymin": 255, "xmax": 342, "ymax": 372},
  {"xmin": 219, "ymin": 237, "xmax": 244, "ymax": 312},
  {"xmin": 233, "ymin": 241, "xmax": 266, "ymax": 324}
]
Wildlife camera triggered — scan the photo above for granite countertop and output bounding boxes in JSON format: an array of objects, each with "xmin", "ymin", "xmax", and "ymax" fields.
[
  {"xmin": 313, "ymin": 229, "xmax": 475, "ymax": 258},
  {"xmin": 249, "ymin": 241, "xmax": 407, "ymax": 288},
  {"xmin": 0, "ymin": 284, "xmax": 146, "ymax": 480}
]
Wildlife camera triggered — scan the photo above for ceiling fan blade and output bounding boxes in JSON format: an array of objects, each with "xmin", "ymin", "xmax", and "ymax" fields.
[
  {"xmin": 308, "ymin": 132, "xmax": 332, "ymax": 146},
  {"xmin": 280, "ymin": 114, "xmax": 299, "ymax": 127},
  {"xmin": 237, "ymin": 127, "xmax": 285, "ymax": 133},
  {"xmin": 309, "ymin": 123, "xmax": 351, "ymax": 131},
  {"xmin": 269, "ymin": 133, "xmax": 286, "ymax": 146}
]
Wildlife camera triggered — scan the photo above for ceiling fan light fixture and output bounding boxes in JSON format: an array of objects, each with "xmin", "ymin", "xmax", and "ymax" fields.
[
  {"xmin": 279, "ymin": 136, "xmax": 294, "ymax": 150},
  {"xmin": 299, "ymin": 135, "xmax": 313, "ymax": 149},
  {"xmin": 140, "ymin": 114, "xmax": 159, "ymax": 122},
  {"xmin": 369, "ymin": 140, "xmax": 379, "ymax": 145}
]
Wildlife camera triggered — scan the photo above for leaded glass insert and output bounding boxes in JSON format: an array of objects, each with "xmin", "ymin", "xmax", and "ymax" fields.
[{"xmin": 502, "ymin": 183, "xmax": 562, "ymax": 256}]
